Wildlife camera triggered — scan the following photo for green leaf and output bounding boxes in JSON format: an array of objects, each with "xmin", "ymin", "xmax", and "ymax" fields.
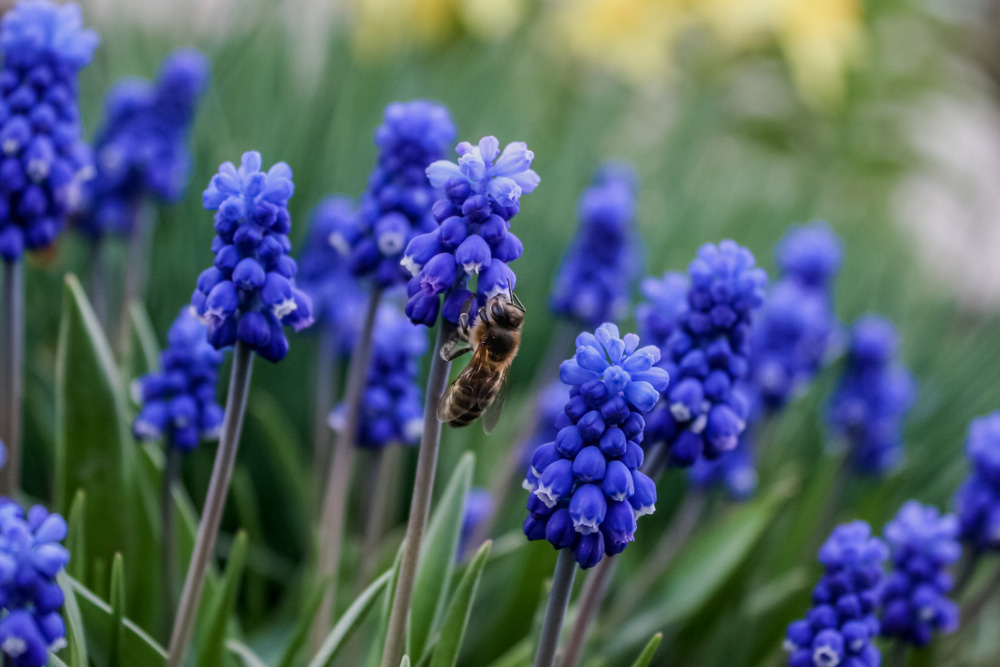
[
  {"xmin": 109, "ymin": 553, "xmax": 126, "ymax": 667},
  {"xmin": 607, "ymin": 480, "xmax": 794, "ymax": 655},
  {"xmin": 226, "ymin": 640, "xmax": 270, "ymax": 667},
  {"xmin": 275, "ymin": 576, "xmax": 332, "ymax": 667},
  {"xmin": 48, "ymin": 653, "xmax": 70, "ymax": 667},
  {"xmin": 67, "ymin": 575, "xmax": 167, "ymax": 666},
  {"xmin": 196, "ymin": 531, "xmax": 249, "ymax": 667},
  {"xmin": 429, "ymin": 540, "xmax": 491, "ymax": 667},
  {"xmin": 128, "ymin": 300, "xmax": 161, "ymax": 378},
  {"xmin": 400, "ymin": 658, "xmax": 411, "ymax": 667},
  {"xmin": 629, "ymin": 633, "xmax": 662, "ymax": 667},
  {"xmin": 58, "ymin": 572, "xmax": 89, "ymax": 667},
  {"xmin": 55, "ymin": 275, "xmax": 134, "ymax": 574},
  {"xmin": 308, "ymin": 568, "xmax": 392, "ymax": 667},
  {"xmin": 409, "ymin": 452, "xmax": 474, "ymax": 661},
  {"xmin": 365, "ymin": 543, "xmax": 406, "ymax": 667},
  {"xmin": 66, "ymin": 490, "xmax": 87, "ymax": 583}
]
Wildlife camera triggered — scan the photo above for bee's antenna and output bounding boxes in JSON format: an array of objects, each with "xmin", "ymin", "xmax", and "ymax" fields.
[{"xmin": 507, "ymin": 279, "xmax": 525, "ymax": 311}]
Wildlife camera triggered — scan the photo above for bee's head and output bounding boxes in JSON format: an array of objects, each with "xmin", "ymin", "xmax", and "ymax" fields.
[{"xmin": 485, "ymin": 291, "xmax": 524, "ymax": 330}]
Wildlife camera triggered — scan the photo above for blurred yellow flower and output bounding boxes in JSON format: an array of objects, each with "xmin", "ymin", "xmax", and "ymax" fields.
[
  {"xmin": 692, "ymin": 0, "xmax": 865, "ymax": 106},
  {"xmin": 549, "ymin": 0, "xmax": 688, "ymax": 84},
  {"xmin": 350, "ymin": 0, "xmax": 526, "ymax": 58},
  {"xmin": 776, "ymin": 0, "xmax": 865, "ymax": 107}
]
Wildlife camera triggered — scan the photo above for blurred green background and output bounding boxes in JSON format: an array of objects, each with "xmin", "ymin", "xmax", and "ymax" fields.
[{"xmin": 16, "ymin": 0, "xmax": 1000, "ymax": 664}]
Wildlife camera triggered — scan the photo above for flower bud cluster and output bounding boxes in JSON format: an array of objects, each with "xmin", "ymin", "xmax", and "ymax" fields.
[
  {"xmin": 881, "ymin": 501, "xmax": 960, "ymax": 646},
  {"xmin": 132, "ymin": 307, "xmax": 224, "ymax": 452},
  {"xmin": 297, "ymin": 195, "xmax": 366, "ymax": 356},
  {"xmin": 402, "ymin": 136, "xmax": 539, "ymax": 326},
  {"xmin": 827, "ymin": 315, "xmax": 915, "ymax": 474},
  {"xmin": 644, "ymin": 241, "xmax": 767, "ymax": 466},
  {"xmin": 0, "ymin": 501, "xmax": 70, "ymax": 667},
  {"xmin": 550, "ymin": 161, "xmax": 641, "ymax": 326},
  {"xmin": 343, "ymin": 101, "xmax": 456, "ymax": 288},
  {"xmin": 954, "ymin": 411, "xmax": 1000, "ymax": 551},
  {"xmin": 785, "ymin": 521, "xmax": 888, "ymax": 667},
  {"xmin": 0, "ymin": 0, "xmax": 98, "ymax": 260},
  {"xmin": 191, "ymin": 151, "xmax": 313, "ymax": 361},
  {"xmin": 523, "ymin": 323, "xmax": 668, "ymax": 569},
  {"xmin": 77, "ymin": 48, "xmax": 209, "ymax": 239},
  {"xmin": 329, "ymin": 303, "xmax": 426, "ymax": 448}
]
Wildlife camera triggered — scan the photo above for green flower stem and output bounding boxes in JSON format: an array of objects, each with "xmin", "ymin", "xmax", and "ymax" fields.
[
  {"xmin": 88, "ymin": 240, "xmax": 109, "ymax": 329},
  {"xmin": 470, "ymin": 318, "xmax": 576, "ymax": 548},
  {"xmin": 961, "ymin": 562, "xmax": 1000, "ymax": 627},
  {"xmin": 116, "ymin": 201, "xmax": 154, "ymax": 358},
  {"xmin": 313, "ymin": 287, "xmax": 383, "ymax": 650},
  {"xmin": 889, "ymin": 642, "xmax": 908, "ymax": 667},
  {"xmin": 561, "ymin": 555, "xmax": 615, "ymax": 667},
  {"xmin": 380, "ymin": 321, "xmax": 454, "ymax": 667},
  {"xmin": 0, "ymin": 259, "xmax": 24, "ymax": 497},
  {"xmin": 166, "ymin": 341, "xmax": 254, "ymax": 667},
  {"xmin": 953, "ymin": 549, "xmax": 981, "ymax": 599},
  {"xmin": 161, "ymin": 445, "xmax": 181, "ymax": 638},
  {"xmin": 359, "ymin": 445, "xmax": 400, "ymax": 588},
  {"xmin": 311, "ymin": 325, "xmax": 340, "ymax": 509},
  {"xmin": 603, "ymin": 487, "xmax": 706, "ymax": 626},
  {"xmin": 533, "ymin": 548, "xmax": 578, "ymax": 667}
]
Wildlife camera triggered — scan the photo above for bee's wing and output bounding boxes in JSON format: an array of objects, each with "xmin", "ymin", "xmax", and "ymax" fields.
[
  {"xmin": 436, "ymin": 379, "xmax": 459, "ymax": 423},
  {"xmin": 480, "ymin": 370, "xmax": 509, "ymax": 434}
]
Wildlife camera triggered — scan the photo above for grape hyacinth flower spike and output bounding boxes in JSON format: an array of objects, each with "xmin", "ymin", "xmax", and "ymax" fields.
[
  {"xmin": 644, "ymin": 240, "xmax": 767, "ymax": 468},
  {"xmin": 402, "ymin": 135, "xmax": 539, "ymax": 327},
  {"xmin": 0, "ymin": 501, "xmax": 71, "ymax": 667},
  {"xmin": 550, "ymin": 161, "xmax": 641, "ymax": 326},
  {"xmin": 314, "ymin": 101, "xmax": 454, "ymax": 650},
  {"xmin": 170, "ymin": 151, "xmax": 307, "ymax": 667},
  {"xmin": 524, "ymin": 323, "xmax": 668, "ymax": 667},
  {"xmin": 784, "ymin": 521, "xmax": 888, "ymax": 667},
  {"xmin": 77, "ymin": 48, "xmax": 209, "ymax": 337},
  {"xmin": 881, "ymin": 501, "xmax": 960, "ymax": 647},
  {"xmin": 328, "ymin": 303, "xmax": 427, "ymax": 449},
  {"xmin": 0, "ymin": 0, "xmax": 98, "ymax": 497},
  {"xmin": 191, "ymin": 151, "xmax": 312, "ymax": 361},
  {"xmin": 827, "ymin": 315, "xmax": 915, "ymax": 475},
  {"xmin": 132, "ymin": 307, "xmax": 224, "ymax": 452},
  {"xmin": 381, "ymin": 134, "xmax": 539, "ymax": 667},
  {"xmin": 689, "ymin": 223, "xmax": 843, "ymax": 501},
  {"xmin": 955, "ymin": 412, "xmax": 1000, "ymax": 555}
]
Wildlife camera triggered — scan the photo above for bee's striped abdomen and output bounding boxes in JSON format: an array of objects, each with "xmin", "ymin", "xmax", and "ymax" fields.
[{"xmin": 438, "ymin": 363, "xmax": 501, "ymax": 427}]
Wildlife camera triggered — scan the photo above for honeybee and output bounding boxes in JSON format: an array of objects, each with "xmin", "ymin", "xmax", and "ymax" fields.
[{"xmin": 437, "ymin": 285, "xmax": 525, "ymax": 432}]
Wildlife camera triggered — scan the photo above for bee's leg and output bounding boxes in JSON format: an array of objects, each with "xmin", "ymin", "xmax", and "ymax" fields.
[{"xmin": 439, "ymin": 339, "xmax": 472, "ymax": 361}]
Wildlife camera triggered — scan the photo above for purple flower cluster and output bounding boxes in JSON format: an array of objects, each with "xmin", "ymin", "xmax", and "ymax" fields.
[
  {"xmin": 881, "ymin": 501, "xmax": 961, "ymax": 646},
  {"xmin": 402, "ymin": 136, "xmax": 539, "ymax": 326},
  {"xmin": 785, "ymin": 521, "xmax": 887, "ymax": 667},
  {"xmin": 550, "ymin": 161, "xmax": 641, "ymax": 326},
  {"xmin": 0, "ymin": 0, "xmax": 98, "ymax": 260},
  {"xmin": 77, "ymin": 48, "xmax": 209, "ymax": 239},
  {"xmin": 328, "ymin": 303, "xmax": 426, "ymax": 448},
  {"xmin": 132, "ymin": 307, "xmax": 224, "ymax": 452},
  {"xmin": 954, "ymin": 411, "xmax": 1000, "ymax": 552},
  {"xmin": 0, "ymin": 502, "xmax": 70, "ymax": 667},
  {"xmin": 827, "ymin": 315, "xmax": 915, "ymax": 475},
  {"xmin": 191, "ymin": 151, "xmax": 313, "ymax": 361},
  {"xmin": 643, "ymin": 241, "xmax": 767, "ymax": 467},
  {"xmin": 750, "ymin": 222, "xmax": 842, "ymax": 410},
  {"xmin": 523, "ymin": 324, "xmax": 668, "ymax": 569},
  {"xmin": 297, "ymin": 195, "xmax": 366, "ymax": 356},
  {"xmin": 342, "ymin": 101, "xmax": 456, "ymax": 288}
]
